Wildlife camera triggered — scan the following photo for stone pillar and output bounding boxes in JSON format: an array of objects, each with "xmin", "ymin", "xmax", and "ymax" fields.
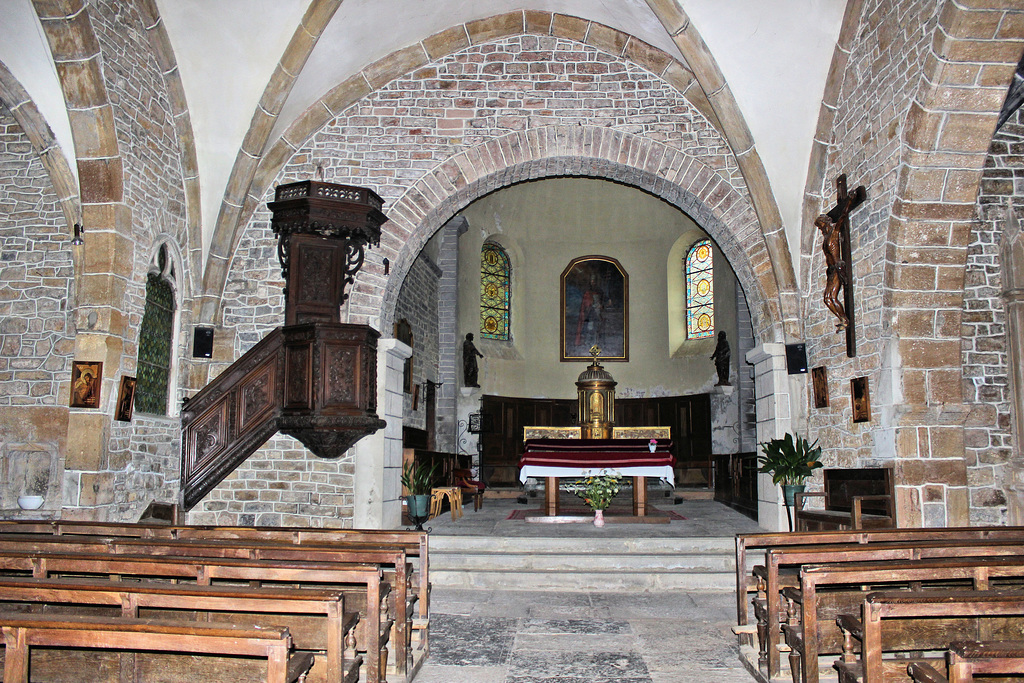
[
  {"xmin": 353, "ymin": 339, "xmax": 411, "ymax": 528},
  {"xmin": 746, "ymin": 343, "xmax": 797, "ymax": 531},
  {"xmin": 434, "ymin": 217, "xmax": 466, "ymax": 452},
  {"xmin": 1002, "ymin": 204, "xmax": 1024, "ymax": 525}
]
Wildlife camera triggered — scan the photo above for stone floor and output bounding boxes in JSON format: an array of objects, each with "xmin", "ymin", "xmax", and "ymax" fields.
[{"xmin": 411, "ymin": 491, "xmax": 762, "ymax": 682}]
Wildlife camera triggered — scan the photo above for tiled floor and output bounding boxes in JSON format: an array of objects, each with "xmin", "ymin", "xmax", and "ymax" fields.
[
  {"xmin": 415, "ymin": 588, "xmax": 753, "ymax": 683},
  {"xmin": 412, "ymin": 492, "xmax": 760, "ymax": 682}
]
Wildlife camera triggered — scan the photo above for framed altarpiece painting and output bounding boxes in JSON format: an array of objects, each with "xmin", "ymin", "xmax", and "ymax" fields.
[{"xmin": 560, "ymin": 256, "xmax": 628, "ymax": 362}]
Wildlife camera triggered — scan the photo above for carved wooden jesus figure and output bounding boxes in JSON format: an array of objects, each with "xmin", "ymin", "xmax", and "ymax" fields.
[
  {"xmin": 820, "ymin": 173, "xmax": 866, "ymax": 357},
  {"xmin": 816, "ymin": 214, "xmax": 848, "ymax": 330}
]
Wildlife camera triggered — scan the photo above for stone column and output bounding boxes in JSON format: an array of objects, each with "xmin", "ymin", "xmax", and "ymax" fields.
[
  {"xmin": 353, "ymin": 339, "xmax": 411, "ymax": 528},
  {"xmin": 746, "ymin": 343, "xmax": 797, "ymax": 531},
  {"xmin": 434, "ymin": 217, "xmax": 466, "ymax": 452},
  {"xmin": 1002, "ymin": 204, "xmax": 1024, "ymax": 525}
]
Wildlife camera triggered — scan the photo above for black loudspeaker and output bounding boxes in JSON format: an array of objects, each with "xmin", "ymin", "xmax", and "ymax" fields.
[
  {"xmin": 193, "ymin": 327, "xmax": 214, "ymax": 358},
  {"xmin": 785, "ymin": 343, "xmax": 808, "ymax": 374}
]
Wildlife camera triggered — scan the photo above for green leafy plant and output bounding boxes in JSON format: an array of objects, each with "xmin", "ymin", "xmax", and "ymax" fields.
[
  {"xmin": 571, "ymin": 471, "xmax": 622, "ymax": 511},
  {"xmin": 757, "ymin": 433, "xmax": 823, "ymax": 485},
  {"xmin": 401, "ymin": 460, "xmax": 439, "ymax": 496}
]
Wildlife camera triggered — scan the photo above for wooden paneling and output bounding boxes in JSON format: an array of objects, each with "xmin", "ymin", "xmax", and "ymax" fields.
[{"xmin": 479, "ymin": 394, "xmax": 712, "ymax": 487}]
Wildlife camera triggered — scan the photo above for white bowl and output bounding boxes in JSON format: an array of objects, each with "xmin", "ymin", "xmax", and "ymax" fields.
[{"xmin": 17, "ymin": 495, "xmax": 44, "ymax": 510}]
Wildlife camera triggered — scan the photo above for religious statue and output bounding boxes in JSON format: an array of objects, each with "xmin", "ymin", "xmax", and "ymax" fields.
[
  {"xmin": 816, "ymin": 213, "xmax": 849, "ymax": 331},
  {"xmin": 710, "ymin": 330, "xmax": 731, "ymax": 386},
  {"xmin": 462, "ymin": 333, "xmax": 484, "ymax": 387}
]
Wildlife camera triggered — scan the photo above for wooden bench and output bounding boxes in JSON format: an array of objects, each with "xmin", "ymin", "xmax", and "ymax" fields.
[
  {"xmin": 0, "ymin": 550, "xmax": 393, "ymax": 683},
  {"xmin": 834, "ymin": 590, "xmax": 1024, "ymax": 683},
  {"xmin": 0, "ymin": 576, "xmax": 360, "ymax": 683},
  {"xmin": 794, "ymin": 467, "xmax": 895, "ymax": 531},
  {"xmin": 0, "ymin": 521, "xmax": 431, "ymax": 622},
  {"xmin": 734, "ymin": 526, "xmax": 1024, "ymax": 629},
  {"xmin": 781, "ymin": 556, "xmax": 1024, "ymax": 683},
  {"xmin": 909, "ymin": 640, "xmax": 1024, "ymax": 682},
  {"xmin": 0, "ymin": 611, "xmax": 314, "ymax": 683},
  {"xmin": 752, "ymin": 538, "xmax": 1024, "ymax": 679},
  {"xmin": 0, "ymin": 531, "xmax": 417, "ymax": 680}
]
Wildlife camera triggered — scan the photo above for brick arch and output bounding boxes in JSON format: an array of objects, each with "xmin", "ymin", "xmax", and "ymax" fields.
[
  {"xmin": 208, "ymin": 10, "xmax": 798, "ymax": 338},
  {"xmin": 367, "ymin": 126, "xmax": 784, "ymax": 344},
  {"xmin": 0, "ymin": 62, "xmax": 79, "ymax": 233}
]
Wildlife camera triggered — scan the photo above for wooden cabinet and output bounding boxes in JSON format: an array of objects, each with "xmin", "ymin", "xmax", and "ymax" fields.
[
  {"xmin": 714, "ymin": 452, "xmax": 758, "ymax": 520},
  {"xmin": 479, "ymin": 394, "xmax": 712, "ymax": 487}
]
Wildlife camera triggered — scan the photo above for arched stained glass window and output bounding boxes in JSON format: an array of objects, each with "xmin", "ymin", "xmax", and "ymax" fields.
[
  {"xmin": 480, "ymin": 242, "xmax": 510, "ymax": 341},
  {"xmin": 135, "ymin": 245, "xmax": 177, "ymax": 415},
  {"xmin": 686, "ymin": 239, "xmax": 714, "ymax": 339}
]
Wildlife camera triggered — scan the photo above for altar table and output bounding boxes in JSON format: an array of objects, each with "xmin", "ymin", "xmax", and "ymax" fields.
[{"xmin": 519, "ymin": 439, "xmax": 675, "ymax": 517}]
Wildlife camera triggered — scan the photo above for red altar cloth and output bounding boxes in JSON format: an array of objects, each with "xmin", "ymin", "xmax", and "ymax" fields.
[{"xmin": 518, "ymin": 438, "xmax": 675, "ymax": 470}]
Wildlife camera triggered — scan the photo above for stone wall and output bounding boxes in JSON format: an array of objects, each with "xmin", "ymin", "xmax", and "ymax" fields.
[
  {"xmin": 964, "ymin": 107, "xmax": 1023, "ymax": 524},
  {"xmin": 0, "ymin": 105, "xmax": 74, "ymax": 514},
  {"xmin": 394, "ymin": 249, "xmax": 442, "ymax": 433},
  {"xmin": 73, "ymin": 0, "xmax": 190, "ymax": 521}
]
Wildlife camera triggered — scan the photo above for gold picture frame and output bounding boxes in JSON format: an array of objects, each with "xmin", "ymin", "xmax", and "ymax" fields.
[
  {"xmin": 560, "ymin": 255, "xmax": 628, "ymax": 362},
  {"xmin": 812, "ymin": 366, "xmax": 829, "ymax": 408},
  {"xmin": 115, "ymin": 376, "xmax": 137, "ymax": 422},
  {"xmin": 851, "ymin": 376, "xmax": 871, "ymax": 423},
  {"xmin": 70, "ymin": 361, "xmax": 102, "ymax": 409}
]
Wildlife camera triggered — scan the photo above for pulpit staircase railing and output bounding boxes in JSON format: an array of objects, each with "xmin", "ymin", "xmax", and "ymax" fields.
[{"xmin": 179, "ymin": 328, "xmax": 284, "ymax": 511}]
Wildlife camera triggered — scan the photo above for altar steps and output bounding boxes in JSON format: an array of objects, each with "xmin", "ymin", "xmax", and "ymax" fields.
[{"xmin": 429, "ymin": 535, "xmax": 736, "ymax": 592}]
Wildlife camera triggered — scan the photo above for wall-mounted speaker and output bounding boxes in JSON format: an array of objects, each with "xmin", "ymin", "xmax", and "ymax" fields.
[
  {"xmin": 193, "ymin": 327, "xmax": 214, "ymax": 358},
  {"xmin": 785, "ymin": 343, "xmax": 808, "ymax": 374}
]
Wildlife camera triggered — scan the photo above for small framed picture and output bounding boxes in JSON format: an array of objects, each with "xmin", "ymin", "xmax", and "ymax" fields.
[
  {"xmin": 812, "ymin": 366, "xmax": 829, "ymax": 408},
  {"xmin": 851, "ymin": 376, "xmax": 871, "ymax": 423},
  {"xmin": 70, "ymin": 361, "xmax": 103, "ymax": 408},
  {"xmin": 115, "ymin": 376, "xmax": 137, "ymax": 422}
]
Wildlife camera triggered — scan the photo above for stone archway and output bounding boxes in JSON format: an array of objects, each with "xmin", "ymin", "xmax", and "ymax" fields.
[{"xmin": 371, "ymin": 127, "xmax": 786, "ymax": 348}]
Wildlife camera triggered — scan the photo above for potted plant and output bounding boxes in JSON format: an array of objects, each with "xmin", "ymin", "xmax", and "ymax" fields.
[
  {"xmin": 572, "ymin": 471, "xmax": 622, "ymax": 526},
  {"xmin": 757, "ymin": 433, "xmax": 823, "ymax": 530},
  {"xmin": 401, "ymin": 460, "xmax": 438, "ymax": 529}
]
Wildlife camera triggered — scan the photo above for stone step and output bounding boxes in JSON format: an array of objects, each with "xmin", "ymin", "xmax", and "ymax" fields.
[{"xmin": 428, "ymin": 534, "xmax": 737, "ymax": 592}]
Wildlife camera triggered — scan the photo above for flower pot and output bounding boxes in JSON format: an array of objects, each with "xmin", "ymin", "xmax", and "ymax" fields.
[
  {"xmin": 593, "ymin": 509, "xmax": 605, "ymax": 527},
  {"xmin": 406, "ymin": 494, "xmax": 430, "ymax": 520},
  {"xmin": 782, "ymin": 484, "xmax": 805, "ymax": 507}
]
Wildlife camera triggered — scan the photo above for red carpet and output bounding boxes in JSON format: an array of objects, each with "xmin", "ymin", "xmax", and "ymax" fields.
[{"xmin": 505, "ymin": 507, "xmax": 686, "ymax": 521}]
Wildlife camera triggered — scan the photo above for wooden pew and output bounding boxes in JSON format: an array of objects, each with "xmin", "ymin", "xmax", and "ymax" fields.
[
  {"xmin": 0, "ymin": 521, "xmax": 431, "ymax": 622},
  {"xmin": 782, "ymin": 556, "xmax": 1024, "ymax": 683},
  {"xmin": 735, "ymin": 526, "xmax": 1024, "ymax": 628},
  {"xmin": 0, "ymin": 550, "xmax": 392, "ymax": 683},
  {"xmin": 0, "ymin": 611, "xmax": 314, "ymax": 683},
  {"xmin": 834, "ymin": 590, "xmax": 1024, "ymax": 683},
  {"xmin": 753, "ymin": 538, "xmax": 1024, "ymax": 678},
  {"xmin": 0, "ymin": 532, "xmax": 418, "ymax": 680},
  {"xmin": 947, "ymin": 640, "xmax": 1024, "ymax": 682},
  {"xmin": 0, "ymin": 577, "xmax": 360, "ymax": 683}
]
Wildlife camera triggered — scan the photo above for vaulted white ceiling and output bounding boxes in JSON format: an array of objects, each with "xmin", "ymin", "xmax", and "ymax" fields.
[{"xmin": 0, "ymin": 0, "xmax": 846, "ymax": 270}]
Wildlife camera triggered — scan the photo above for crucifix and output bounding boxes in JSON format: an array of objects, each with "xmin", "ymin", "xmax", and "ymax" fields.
[{"xmin": 817, "ymin": 173, "xmax": 865, "ymax": 357}]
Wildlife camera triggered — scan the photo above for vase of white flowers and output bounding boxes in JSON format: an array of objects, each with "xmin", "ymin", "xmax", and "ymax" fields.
[{"xmin": 572, "ymin": 471, "xmax": 622, "ymax": 526}]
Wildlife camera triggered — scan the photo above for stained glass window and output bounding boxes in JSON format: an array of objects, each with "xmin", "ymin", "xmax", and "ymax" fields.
[
  {"xmin": 135, "ymin": 246, "xmax": 176, "ymax": 415},
  {"xmin": 480, "ymin": 242, "xmax": 510, "ymax": 341},
  {"xmin": 686, "ymin": 239, "xmax": 714, "ymax": 339}
]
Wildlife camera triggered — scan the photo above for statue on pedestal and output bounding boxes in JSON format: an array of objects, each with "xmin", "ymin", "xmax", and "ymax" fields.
[
  {"xmin": 710, "ymin": 330, "xmax": 731, "ymax": 386},
  {"xmin": 463, "ymin": 333, "xmax": 483, "ymax": 387}
]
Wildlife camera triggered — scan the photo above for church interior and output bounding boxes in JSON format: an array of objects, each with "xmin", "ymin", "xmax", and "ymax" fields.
[{"xmin": 3, "ymin": 0, "xmax": 1024, "ymax": 680}]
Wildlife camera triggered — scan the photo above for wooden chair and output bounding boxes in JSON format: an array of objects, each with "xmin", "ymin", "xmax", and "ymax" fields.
[
  {"xmin": 794, "ymin": 467, "xmax": 895, "ymax": 531},
  {"xmin": 453, "ymin": 468, "xmax": 485, "ymax": 511}
]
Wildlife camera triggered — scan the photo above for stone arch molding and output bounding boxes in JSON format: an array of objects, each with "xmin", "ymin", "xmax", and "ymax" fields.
[
  {"xmin": 206, "ymin": 10, "xmax": 798, "ymax": 338},
  {"xmin": 370, "ymin": 126, "xmax": 784, "ymax": 345}
]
